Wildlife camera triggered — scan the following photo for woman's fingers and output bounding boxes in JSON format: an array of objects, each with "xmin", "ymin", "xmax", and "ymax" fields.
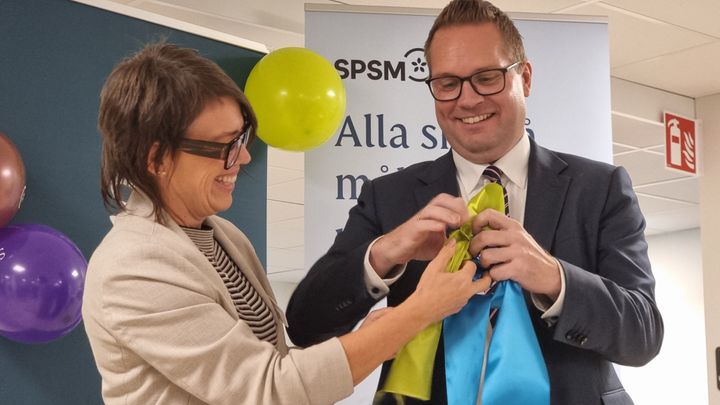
[
  {"xmin": 426, "ymin": 239, "xmax": 457, "ymax": 273},
  {"xmin": 455, "ymin": 260, "xmax": 490, "ymax": 294}
]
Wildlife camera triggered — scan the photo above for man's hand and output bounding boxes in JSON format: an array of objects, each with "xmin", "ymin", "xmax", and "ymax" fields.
[
  {"xmin": 469, "ymin": 208, "xmax": 561, "ymax": 299},
  {"xmin": 369, "ymin": 193, "xmax": 469, "ymax": 277}
]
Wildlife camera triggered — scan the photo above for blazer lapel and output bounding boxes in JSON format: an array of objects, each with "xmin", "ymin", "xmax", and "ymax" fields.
[
  {"xmin": 209, "ymin": 219, "xmax": 289, "ymax": 328},
  {"xmin": 125, "ymin": 192, "xmax": 242, "ymax": 318},
  {"xmin": 524, "ymin": 139, "xmax": 570, "ymax": 252},
  {"xmin": 414, "ymin": 151, "xmax": 461, "ymax": 209}
]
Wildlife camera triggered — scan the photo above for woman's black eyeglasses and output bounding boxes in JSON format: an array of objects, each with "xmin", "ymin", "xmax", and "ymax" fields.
[{"xmin": 177, "ymin": 124, "xmax": 252, "ymax": 170}]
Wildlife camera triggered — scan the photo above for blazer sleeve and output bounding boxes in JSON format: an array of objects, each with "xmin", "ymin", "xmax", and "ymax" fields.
[
  {"xmin": 286, "ymin": 179, "xmax": 386, "ymax": 347},
  {"xmin": 94, "ymin": 237, "xmax": 353, "ymax": 405},
  {"xmin": 553, "ymin": 165, "xmax": 664, "ymax": 366}
]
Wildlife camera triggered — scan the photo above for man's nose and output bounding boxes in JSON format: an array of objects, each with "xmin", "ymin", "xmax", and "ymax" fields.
[{"xmin": 457, "ymin": 80, "xmax": 485, "ymax": 106}]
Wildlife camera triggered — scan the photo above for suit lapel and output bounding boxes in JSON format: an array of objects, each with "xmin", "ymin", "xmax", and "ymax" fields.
[
  {"xmin": 414, "ymin": 151, "xmax": 461, "ymax": 209},
  {"xmin": 524, "ymin": 139, "xmax": 570, "ymax": 252},
  {"xmin": 126, "ymin": 192, "xmax": 232, "ymax": 298},
  {"xmin": 209, "ymin": 218, "xmax": 289, "ymax": 328},
  {"xmin": 126, "ymin": 193, "xmax": 243, "ymax": 320}
]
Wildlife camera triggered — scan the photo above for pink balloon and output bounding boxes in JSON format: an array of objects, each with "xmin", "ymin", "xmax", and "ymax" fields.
[{"xmin": 0, "ymin": 132, "xmax": 26, "ymax": 227}]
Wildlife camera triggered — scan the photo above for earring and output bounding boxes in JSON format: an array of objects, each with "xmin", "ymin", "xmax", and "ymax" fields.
[{"xmin": 159, "ymin": 171, "xmax": 167, "ymax": 176}]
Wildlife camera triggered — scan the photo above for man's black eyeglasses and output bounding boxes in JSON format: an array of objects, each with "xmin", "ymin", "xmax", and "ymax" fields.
[
  {"xmin": 425, "ymin": 62, "xmax": 521, "ymax": 102},
  {"xmin": 177, "ymin": 124, "xmax": 252, "ymax": 170}
]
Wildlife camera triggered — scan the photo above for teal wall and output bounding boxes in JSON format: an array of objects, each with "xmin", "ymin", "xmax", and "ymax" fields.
[{"xmin": 0, "ymin": 0, "xmax": 266, "ymax": 403}]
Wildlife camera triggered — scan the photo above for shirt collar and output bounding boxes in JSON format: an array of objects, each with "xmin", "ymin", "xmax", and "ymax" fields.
[{"xmin": 452, "ymin": 133, "xmax": 530, "ymax": 197}]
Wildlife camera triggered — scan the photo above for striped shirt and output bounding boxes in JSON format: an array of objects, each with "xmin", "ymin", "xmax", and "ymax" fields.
[{"xmin": 182, "ymin": 226, "xmax": 278, "ymax": 345}]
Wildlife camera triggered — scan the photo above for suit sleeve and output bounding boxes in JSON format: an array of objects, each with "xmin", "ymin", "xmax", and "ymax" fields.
[
  {"xmin": 287, "ymin": 180, "xmax": 387, "ymax": 347},
  {"xmin": 553, "ymin": 166, "xmax": 664, "ymax": 366}
]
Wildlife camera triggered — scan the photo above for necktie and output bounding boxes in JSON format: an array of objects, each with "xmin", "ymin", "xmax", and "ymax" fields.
[
  {"xmin": 482, "ymin": 165, "xmax": 508, "ymax": 216},
  {"xmin": 480, "ymin": 165, "xmax": 506, "ymax": 316}
]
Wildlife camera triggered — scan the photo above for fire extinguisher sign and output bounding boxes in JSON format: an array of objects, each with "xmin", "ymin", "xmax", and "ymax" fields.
[{"xmin": 664, "ymin": 111, "xmax": 697, "ymax": 175}]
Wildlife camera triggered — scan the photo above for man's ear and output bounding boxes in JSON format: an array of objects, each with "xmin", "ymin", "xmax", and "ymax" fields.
[{"xmin": 521, "ymin": 61, "xmax": 532, "ymax": 97}]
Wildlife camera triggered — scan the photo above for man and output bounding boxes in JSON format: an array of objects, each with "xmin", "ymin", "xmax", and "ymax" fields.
[{"xmin": 287, "ymin": 1, "xmax": 663, "ymax": 404}]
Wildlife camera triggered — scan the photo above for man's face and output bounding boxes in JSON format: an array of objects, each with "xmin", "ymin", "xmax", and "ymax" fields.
[{"xmin": 428, "ymin": 23, "xmax": 532, "ymax": 164}]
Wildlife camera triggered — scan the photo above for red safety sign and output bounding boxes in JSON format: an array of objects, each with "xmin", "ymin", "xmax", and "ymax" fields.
[{"xmin": 664, "ymin": 112, "xmax": 697, "ymax": 174}]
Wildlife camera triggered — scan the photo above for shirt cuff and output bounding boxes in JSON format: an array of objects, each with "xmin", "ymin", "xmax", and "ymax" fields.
[
  {"xmin": 531, "ymin": 258, "xmax": 565, "ymax": 325},
  {"xmin": 363, "ymin": 237, "xmax": 406, "ymax": 299}
]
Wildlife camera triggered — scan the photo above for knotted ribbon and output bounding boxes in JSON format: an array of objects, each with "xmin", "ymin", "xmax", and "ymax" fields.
[{"xmin": 380, "ymin": 177, "xmax": 549, "ymax": 405}]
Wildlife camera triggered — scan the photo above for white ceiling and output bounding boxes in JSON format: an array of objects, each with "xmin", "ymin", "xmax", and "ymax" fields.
[{"xmin": 88, "ymin": 0, "xmax": 717, "ymax": 282}]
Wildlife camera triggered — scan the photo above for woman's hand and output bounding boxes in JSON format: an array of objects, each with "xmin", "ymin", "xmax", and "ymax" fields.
[
  {"xmin": 406, "ymin": 240, "xmax": 488, "ymax": 324},
  {"xmin": 339, "ymin": 241, "xmax": 489, "ymax": 384}
]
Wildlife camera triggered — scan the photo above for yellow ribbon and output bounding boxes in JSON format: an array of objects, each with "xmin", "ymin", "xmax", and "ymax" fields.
[{"xmin": 379, "ymin": 183, "xmax": 505, "ymax": 402}]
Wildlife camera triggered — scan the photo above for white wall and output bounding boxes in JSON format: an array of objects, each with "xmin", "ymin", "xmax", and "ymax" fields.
[
  {"xmin": 610, "ymin": 78, "xmax": 711, "ymax": 404},
  {"xmin": 617, "ymin": 229, "xmax": 707, "ymax": 404},
  {"xmin": 269, "ymin": 280, "xmax": 295, "ymax": 311},
  {"xmin": 269, "ymin": 280, "xmax": 297, "ymax": 345},
  {"xmin": 697, "ymin": 93, "xmax": 720, "ymax": 405}
]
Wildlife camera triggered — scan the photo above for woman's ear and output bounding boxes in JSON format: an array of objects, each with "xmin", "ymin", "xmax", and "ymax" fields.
[{"xmin": 147, "ymin": 142, "xmax": 167, "ymax": 176}]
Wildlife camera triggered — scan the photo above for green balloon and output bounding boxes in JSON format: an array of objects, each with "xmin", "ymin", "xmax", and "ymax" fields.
[{"xmin": 245, "ymin": 47, "xmax": 346, "ymax": 151}]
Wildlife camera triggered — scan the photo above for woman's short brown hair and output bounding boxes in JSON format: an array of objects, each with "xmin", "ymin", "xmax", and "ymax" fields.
[
  {"xmin": 424, "ymin": 0, "xmax": 527, "ymax": 67},
  {"xmin": 98, "ymin": 43, "xmax": 257, "ymax": 222}
]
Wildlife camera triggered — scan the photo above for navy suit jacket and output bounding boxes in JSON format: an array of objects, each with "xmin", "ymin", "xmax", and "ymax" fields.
[{"xmin": 287, "ymin": 138, "xmax": 663, "ymax": 405}]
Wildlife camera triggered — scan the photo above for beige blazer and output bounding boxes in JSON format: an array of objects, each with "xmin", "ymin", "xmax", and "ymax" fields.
[{"xmin": 82, "ymin": 192, "xmax": 353, "ymax": 405}]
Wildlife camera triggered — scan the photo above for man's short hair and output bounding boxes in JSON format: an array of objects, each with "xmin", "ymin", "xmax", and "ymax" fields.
[{"xmin": 424, "ymin": 0, "xmax": 527, "ymax": 67}]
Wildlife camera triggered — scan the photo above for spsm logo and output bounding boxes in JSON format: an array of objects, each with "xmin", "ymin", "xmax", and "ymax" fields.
[{"xmin": 334, "ymin": 48, "xmax": 427, "ymax": 82}]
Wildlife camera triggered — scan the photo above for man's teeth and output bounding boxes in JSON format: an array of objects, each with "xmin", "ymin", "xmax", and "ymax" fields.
[
  {"xmin": 216, "ymin": 175, "xmax": 237, "ymax": 184},
  {"xmin": 462, "ymin": 113, "xmax": 492, "ymax": 124}
]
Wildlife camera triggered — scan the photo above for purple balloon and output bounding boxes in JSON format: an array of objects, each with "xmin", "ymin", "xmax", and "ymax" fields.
[{"xmin": 0, "ymin": 224, "xmax": 87, "ymax": 344}]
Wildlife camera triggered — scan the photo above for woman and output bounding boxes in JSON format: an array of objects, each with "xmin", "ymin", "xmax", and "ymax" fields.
[{"xmin": 82, "ymin": 43, "xmax": 484, "ymax": 405}]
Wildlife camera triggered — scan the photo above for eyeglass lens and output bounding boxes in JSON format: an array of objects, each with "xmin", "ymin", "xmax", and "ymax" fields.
[{"xmin": 225, "ymin": 128, "xmax": 250, "ymax": 169}]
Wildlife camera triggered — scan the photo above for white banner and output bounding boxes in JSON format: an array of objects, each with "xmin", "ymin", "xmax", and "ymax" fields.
[{"xmin": 304, "ymin": 5, "xmax": 610, "ymax": 404}]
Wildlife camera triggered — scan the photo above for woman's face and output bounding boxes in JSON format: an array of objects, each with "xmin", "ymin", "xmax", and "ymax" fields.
[{"xmin": 157, "ymin": 96, "xmax": 251, "ymax": 227}]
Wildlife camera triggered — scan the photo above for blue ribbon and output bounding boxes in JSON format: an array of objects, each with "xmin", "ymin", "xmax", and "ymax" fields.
[{"xmin": 443, "ymin": 280, "xmax": 550, "ymax": 405}]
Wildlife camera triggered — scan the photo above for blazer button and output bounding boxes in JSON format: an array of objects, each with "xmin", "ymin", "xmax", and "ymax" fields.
[
  {"xmin": 565, "ymin": 332, "xmax": 575, "ymax": 341},
  {"xmin": 579, "ymin": 336, "xmax": 588, "ymax": 346}
]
